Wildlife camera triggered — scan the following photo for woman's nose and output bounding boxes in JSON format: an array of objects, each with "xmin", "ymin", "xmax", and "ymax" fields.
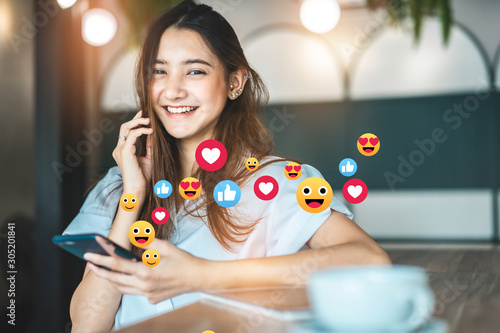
[{"xmin": 162, "ymin": 75, "xmax": 188, "ymax": 101}]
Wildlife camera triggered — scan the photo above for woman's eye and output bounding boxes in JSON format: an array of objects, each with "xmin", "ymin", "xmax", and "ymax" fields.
[
  {"xmin": 188, "ymin": 70, "xmax": 205, "ymax": 75},
  {"xmin": 153, "ymin": 69, "xmax": 166, "ymax": 75}
]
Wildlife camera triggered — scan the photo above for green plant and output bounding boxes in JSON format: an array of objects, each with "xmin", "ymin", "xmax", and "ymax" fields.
[
  {"xmin": 118, "ymin": 0, "xmax": 184, "ymax": 48},
  {"xmin": 367, "ymin": 0, "xmax": 453, "ymax": 44}
]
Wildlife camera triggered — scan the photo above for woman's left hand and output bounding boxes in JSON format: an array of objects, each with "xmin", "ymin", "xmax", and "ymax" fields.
[{"xmin": 84, "ymin": 237, "xmax": 209, "ymax": 304}]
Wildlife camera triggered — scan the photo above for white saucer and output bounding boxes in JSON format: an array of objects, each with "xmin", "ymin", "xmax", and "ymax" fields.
[{"xmin": 286, "ymin": 318, "xmax": 448, "ymax": 333}]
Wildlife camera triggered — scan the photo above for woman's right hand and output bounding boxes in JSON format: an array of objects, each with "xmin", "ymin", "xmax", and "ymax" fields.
[{"xmin": 112, "ymin": 110, "xmax": 153, "ymax": 195}]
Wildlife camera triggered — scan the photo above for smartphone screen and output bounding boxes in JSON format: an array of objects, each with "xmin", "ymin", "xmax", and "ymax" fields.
[{"xmin": 52, "ymin": 234, "xmax": 141, "ymax": 262}]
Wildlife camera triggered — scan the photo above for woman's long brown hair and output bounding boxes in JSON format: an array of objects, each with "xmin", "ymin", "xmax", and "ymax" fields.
[{"xmin": 130, "ymin": 0, "xmax": 288, "ymax": 255}]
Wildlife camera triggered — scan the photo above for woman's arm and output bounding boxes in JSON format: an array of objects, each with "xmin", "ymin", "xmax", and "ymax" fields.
[
  {"xmin": 69, "ymin": 197, "xmax": 145, "ymax": 333},
  {"xmin": 70, "ymin": 111, "xmax": 153, "ymax": 332},
  {"xmin": 85, "ymin": 210, "xmax": 391, "ymax": 306},
  {"xmin": 202, "ymin": 210, "xmax": 391, "ymax": 289}
]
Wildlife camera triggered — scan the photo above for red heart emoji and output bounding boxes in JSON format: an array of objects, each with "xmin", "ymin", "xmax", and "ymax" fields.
[
  {"xmin": 191, "ymin": 181, "xmax": 201, "ymax": 190},
  {"xmin": 358, "ymin": 137, "xmax": 368, "ymax": 146},
  {"xmin": 294, "ymin": 165, "xmax": 301, "ymax": 172},
  {"xmin": 285, "ymin": 165, "xmax": 293, "ymax": 172},
  {"xmin": 180, "ymin": 181, "xmax": 190, "ymax": 190},
  {"xmin": 369, "ymin": 138, "xmax": 379, "ymax": 146}
]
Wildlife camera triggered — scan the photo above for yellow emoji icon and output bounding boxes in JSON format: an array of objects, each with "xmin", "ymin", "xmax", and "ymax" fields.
[
  {"xmin": 179, "ymin": 177, "xmax": 202, "ymax": 200},
  {"xmin": 245, "ymin": 157, "xmax": 259, "ymax": 171},
  {"xmin": 296, "ymin": 177, "xmax": 333, "ymax": 213},
  {"xmin": 142, "ymin": 249, "xmax": 160, "ymax": 267},
  {"xmin": 128, "ymin": 221, "xmax": 155, "ymax": 247},
  {"xmin": 357, "ymin": 133, "xmax": 380, "ymax": 156},
  {"xmin": 120, "ymin": 193, "xmax": 138, "ymax": 212},
  {"xmin": 284, "ymin": 162, "xmax": 302, "ymax": 180}
]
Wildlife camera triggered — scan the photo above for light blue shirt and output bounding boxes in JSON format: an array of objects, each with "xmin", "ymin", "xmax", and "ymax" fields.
[{"xmin": 63, "ymin": 156, "xmax": 353, "ymax": 329}]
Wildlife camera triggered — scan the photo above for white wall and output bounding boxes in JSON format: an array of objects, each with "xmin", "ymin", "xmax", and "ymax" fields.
[{"xmin": 351, "ymin": 189, "xmax": 493, "ymax": 239}]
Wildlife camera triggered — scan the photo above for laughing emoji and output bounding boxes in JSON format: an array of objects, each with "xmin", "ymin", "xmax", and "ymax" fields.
[
  {"xmin": 296, "ymin": 177, "xmax": 333, "ymax": 213},
  {"xmin": 128, "ymin": 221, "xmax": 155, "ymax": 247},
  {"xmin": 142, "ymin": 249, "xmax": 160, "ymax": 267},
  {"xmin": 357, "ymin": 133, "xmax": 380, "ymax": 156},
  {"xmin": 120, "ymin": 193, "xmax": 138, "ymax": 212},
  {"xmin": 245, "ymin": 157, "xmax": 259, "ymax": 171},
  {"xmin": 179, "ymin": 177, "xmax": 202, "ymax": 200},
  {"xmin": 284, "ymin": 162, "xmax": 302, "ymax": 180}
]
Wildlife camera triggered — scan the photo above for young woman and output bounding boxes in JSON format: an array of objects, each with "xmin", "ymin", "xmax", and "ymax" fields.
[{"xmin": 65, "ymin": 0, "xmax": 391, "ymax": 331}]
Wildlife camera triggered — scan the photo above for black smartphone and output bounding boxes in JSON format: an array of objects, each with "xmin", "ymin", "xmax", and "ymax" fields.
[{"xmin": 52, "ymin": 234, "xmax": 141, "ymax": 264}]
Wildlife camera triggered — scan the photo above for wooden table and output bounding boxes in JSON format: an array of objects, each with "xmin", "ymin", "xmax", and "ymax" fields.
[{"xmin": 115, "ymin": 244, "xmax": 500, "ymax": 333}]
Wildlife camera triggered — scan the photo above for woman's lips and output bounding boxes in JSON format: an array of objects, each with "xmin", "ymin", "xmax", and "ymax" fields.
[{"xmin": 163, "ymin": 106, "xmax": 198, "ymax": 119}]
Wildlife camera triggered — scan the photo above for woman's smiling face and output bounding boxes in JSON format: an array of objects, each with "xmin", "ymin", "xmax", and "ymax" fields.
[{"xmin": 151, "ymin": 28, "xmax": 228, "ymax": 141}]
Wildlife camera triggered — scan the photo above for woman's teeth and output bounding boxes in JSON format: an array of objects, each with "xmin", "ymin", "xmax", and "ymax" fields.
[{"xmin": 165, "ymin": 106, "xmax": 198, "ymax": 114}]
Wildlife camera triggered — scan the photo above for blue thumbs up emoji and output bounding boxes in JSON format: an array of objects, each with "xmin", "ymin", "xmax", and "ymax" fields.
[{"xmin": 339, "ymin": 158, "xmax": 357, "ymax": 177}]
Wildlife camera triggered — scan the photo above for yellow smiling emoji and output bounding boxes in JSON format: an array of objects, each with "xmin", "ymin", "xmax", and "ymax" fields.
[
  {"xmin": 142, "ymin": 249, "xmax": 160, "ymax": 267},
  {"xmin": 357, "ymin": 133, "xmax": 380, "ymax": 156},
  {"xmin": 128, "ymin": 221, "xmax": 155, "ymax": 247},
  {"xmin": 120, "ymin": 193, "xmax": 138, "ymax": 212},
  {"xmin": 245, "ymin": 157, "xmax": 259, "ymax": 171},
  {"xmin": 296, "ymin": 177, "xmax": 333, "ymax": 213},
  {"xmin": 284, "ymin": 162, "xmax": 302, "ymax": 180},
  {"xmin": 179, "ymin": 177, "xmax": 202, "ymax": 200}
]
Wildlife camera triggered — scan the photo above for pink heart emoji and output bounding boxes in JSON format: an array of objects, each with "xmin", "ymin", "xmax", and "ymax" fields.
[
  {"xmin": 358, "ymin": 137, "xmax": 368, "ymax": 146},
  {"xmin": 294, "ymin": 165, "xmax": 301, "ymax": 172},
  {"xmin": 285, "ymin": 165, "xmax": 293, "ymax": 172},
  {"xmin": 191, "ymin": 181, "xmax": 201, "ymax": 190},
  {"xmin": 369, "ymin": 138, "xmax": 379, "ymax": 146},
  {"xmin": 180, "ymin": 181, "xmax": 190, "ymax": 190}
]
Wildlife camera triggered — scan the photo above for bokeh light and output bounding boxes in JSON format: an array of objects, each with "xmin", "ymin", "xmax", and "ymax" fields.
[
  {"xmin": 300, "ymin": 0, "xmax": 341, "ymax": 34},
  {"xmin": 82, "ymin": 8, "xmax": 117, "ymax": 46}
]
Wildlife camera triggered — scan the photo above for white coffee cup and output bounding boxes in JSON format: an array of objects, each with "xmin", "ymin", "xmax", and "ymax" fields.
[{"xmin": 308, "ymin": 265, "xmax": 435, "ymax": 332}]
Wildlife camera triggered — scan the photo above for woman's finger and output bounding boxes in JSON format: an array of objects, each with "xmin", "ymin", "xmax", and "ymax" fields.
[
  {"xmin": 114, "ymin": 285, "xmax": 143, "ymax": 296},
  {"xmin": 84, "ymin": 252, "xmax": 139, "ymax": 275},
  {"xmin": 88, "ymin": 263, "xmax": 141, "ymax": 288},
  {"xmin": 122, "ymin": 127, "xmax": 153, "ymax": 149},
  {"xmin": 95, "ymin": 236, "xmax": 124, "ymax": 259},
  {"xmin": 118, "ymin": 117, "xmax": 150, "ymax": 140},
  {"xmin": 133, "ymin": 110, "xmax": 143, "ymax": 119}
]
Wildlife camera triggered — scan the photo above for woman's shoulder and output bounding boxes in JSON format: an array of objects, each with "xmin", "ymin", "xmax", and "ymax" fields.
[
  {"xmin": 62, "ymin": 166, "xmax": 123, "ymax": 236},
  {"xmin": 103, "ymin": 165, "xmax": 122, "ymax": 180}
]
